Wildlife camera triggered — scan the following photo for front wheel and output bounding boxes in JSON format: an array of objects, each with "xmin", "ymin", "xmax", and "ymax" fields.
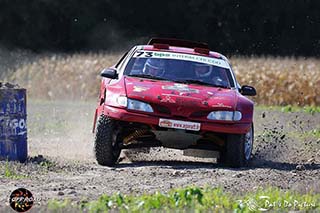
[
  {"xmin": 218, "ymin": 124, "xmax": 254, "ymax": 167},
  {"xmin": 94, "ymin": 115, "xmax": 121, "ymax": 166}
]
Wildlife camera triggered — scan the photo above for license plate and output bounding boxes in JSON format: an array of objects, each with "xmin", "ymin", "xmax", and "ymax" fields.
[{"xmin": 159, "ymin": 118, "xmax": 201, "ymax": 131}]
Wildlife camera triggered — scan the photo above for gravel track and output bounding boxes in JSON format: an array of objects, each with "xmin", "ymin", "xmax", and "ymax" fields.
[{"xmin": 0, "ymin": 100, "xmax": 319, "ymax": 210}]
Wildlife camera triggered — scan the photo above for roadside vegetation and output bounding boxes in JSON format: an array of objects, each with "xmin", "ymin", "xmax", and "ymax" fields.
[
  {"xmin": 47, "ymin": 186, "xmax": 319, "ymax": 212},
  {"xmin": 231, "ymin": 56, "xmax": 320, "ymax": 106},
  {"xmin": 256, "ymin": 105, "xmax": 320, "ymax": 114},
  {"xmin": 299, "ymin": 129, "xmax": 320, "ymax": 140},
  {"xmin": 0, "ymin": 156, "xmax": 58, "ymax": 180},
  {"xmin": 5, "ymin": 53, "xmax": 320, "ymax": 106},
  {"xmin": 0, "ymin": 161, "xmax": 28, "ymax": 179}
]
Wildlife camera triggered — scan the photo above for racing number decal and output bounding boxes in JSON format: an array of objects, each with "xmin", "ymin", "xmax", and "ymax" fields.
[
  {"xmin": 145, "ymin": 52, "xmax": 153, "ymax": 57},
  {"xmin": 134, "ymin": 51, "xmax": 153, "ymax": 58},
  {"xmin": 135, "ymin": 52, "xmax": 144, "ymax": 57}
]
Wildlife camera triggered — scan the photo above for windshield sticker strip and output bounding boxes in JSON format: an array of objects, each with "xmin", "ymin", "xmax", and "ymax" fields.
[{"xmin": 133, "ymin": 51, "xmax": 229, "ymax": 69}]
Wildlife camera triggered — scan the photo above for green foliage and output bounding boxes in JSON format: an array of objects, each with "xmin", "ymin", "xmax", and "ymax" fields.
[
  {"xmin": 281, "ymin": 105, "xmax": 294, "ymax": 113},
  {"xmin": 258, "ymin": 105, "xmax": 320, "ymax": 114},
  {"xmin": 39, "ymin": 160, "xmax": 55, "ymax": 169},
  {"xmin": 2, "ymin": 161, "xmax": 28, "ymax": 179},
  {"xmin": 300, "ymin": 129, "xmax": 320, "ymax": 139},
  {"xmin": 303, "ymin": 106, "xmax": 320, "ymax": 115},
  {"xmin": 311, "ymin": 129, "xmax": 320, "ymax": 138},
  {"xmin": 47, "ymin": 199, "xmax": 75, "ymax": 212},
  {"xmin": 47, "ymin": 186, "xmax": 320, "ymax": 212}
]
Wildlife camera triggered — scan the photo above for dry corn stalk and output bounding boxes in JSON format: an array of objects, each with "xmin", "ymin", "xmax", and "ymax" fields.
[{"xmin": 8, "ymin": 53, "xmax": 320, "ymax": 106}]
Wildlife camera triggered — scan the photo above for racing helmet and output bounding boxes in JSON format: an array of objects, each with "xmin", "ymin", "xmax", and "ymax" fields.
[
  {"xmin": 143, "ymin": 59, "xmax": 166, "ymax": 77},
  {"xmin": 194, "ymin": 62, "xmax": 212, "ymax": 78}
]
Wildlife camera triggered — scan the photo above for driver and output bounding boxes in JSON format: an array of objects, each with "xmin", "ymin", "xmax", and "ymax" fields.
[
  {"xmin": 194, "ymin": 62, "xmax": 227, "ymax": 86},
  {"xmin": 194, "ymin": 63, "xmax": 212, "ymax": 79},
  {"xmin": 142, "ymin": 58, "xmax": 166, "ymax": 77}
]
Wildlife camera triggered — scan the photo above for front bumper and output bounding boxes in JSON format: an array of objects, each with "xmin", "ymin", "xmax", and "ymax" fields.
[{"xmin": 103, "ymin": 105, "xmax": 251, "ymax": 134}]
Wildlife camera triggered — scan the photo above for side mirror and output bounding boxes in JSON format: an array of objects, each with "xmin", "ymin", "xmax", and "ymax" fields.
[
  {"xmin": 240, "ymin": 85, "xmax": 256, "ymax": 96},
  {"xmin": 100, "ymin": 68, "xmax": 118, "ymax": 79}
]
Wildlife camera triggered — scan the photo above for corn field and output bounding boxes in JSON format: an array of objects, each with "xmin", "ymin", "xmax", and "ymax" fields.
[{"xmin": 7, "ymin": 53, "xmax": 320, "ymax": 106}]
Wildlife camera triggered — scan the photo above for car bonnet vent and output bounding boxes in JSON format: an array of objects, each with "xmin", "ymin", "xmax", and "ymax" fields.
[{"xmin": 148, "ymin": 38, "xmax": 209, "ymax": 49}]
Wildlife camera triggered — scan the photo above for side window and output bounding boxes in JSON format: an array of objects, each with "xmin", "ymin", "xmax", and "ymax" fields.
[
  {"xmin": 116, "ymin": 47, "xmax": 138, "ymax": 73},
  {"xmin": 115, "ymin": 51, "xmax": 129, "ymax": 68},
  {"xmin": 227, "ymin": 63, "xmax": 237, "ymax": 88}
]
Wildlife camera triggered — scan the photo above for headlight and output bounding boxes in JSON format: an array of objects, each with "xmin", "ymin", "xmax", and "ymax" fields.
[
  {"xmin": 207, "ymin": 111, "xmax": 242, "ymax": 121},
  {"xmin": 104, "ymin": 91, "xmax": 127, "ymax": 107},
  {"xmin": 117, "ymin": 96, "xmax": 128, "ymax": 107},
  {"xmin": 127, "ymin": 99, "xmax": 153, "ymax": 112}
]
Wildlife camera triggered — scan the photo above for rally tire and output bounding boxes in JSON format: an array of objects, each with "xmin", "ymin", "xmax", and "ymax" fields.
[
  {"xmin": 218, "ymin": 124, "xmax": 254, "ymax": 168},
  {"xmin": 226, "ymin": 134, "xmax": 246, "ymax": 167},
  {"xmin": 94, "ymin": 115, "xmax": 121, "ymax": 166}
]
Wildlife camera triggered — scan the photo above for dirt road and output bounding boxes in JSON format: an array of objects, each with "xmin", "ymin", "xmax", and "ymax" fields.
[{"xmin": 0, "ymin": 100, "xmax": 319, "ymax": 210}]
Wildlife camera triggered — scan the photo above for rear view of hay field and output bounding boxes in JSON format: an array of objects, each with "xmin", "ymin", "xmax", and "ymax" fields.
[{"xmin": 5, "ymin": 52, "xmax": 320, "ymax": 106}]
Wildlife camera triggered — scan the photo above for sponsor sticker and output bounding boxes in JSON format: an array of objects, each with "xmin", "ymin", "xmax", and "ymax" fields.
[
  {"xmin": 162, "ymin": 84, "xmax": 199, "ymax": 93},
  {"xmin": 133, "ymin": 51, "xmax": 229, "ymax": 69},
  {"xmin": 133, "ymin": 86, "xmax": 149, "ymax": 92},
  {"xmin": 159, "ymin": 118, "xmax": 201, "ymax": 131},
  {"xmin": 160, "ymin": 95, "xmax": 176, "ymax": 103}
]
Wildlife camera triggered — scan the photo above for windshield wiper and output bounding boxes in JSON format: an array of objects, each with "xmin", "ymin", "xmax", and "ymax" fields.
[
  {"xmin": 175, "ymin": 79, "xmax": 230, "ymax": 89},
  {"xmin": 127, "ymin": 74, "xmax": 168, "ymax": 81}
]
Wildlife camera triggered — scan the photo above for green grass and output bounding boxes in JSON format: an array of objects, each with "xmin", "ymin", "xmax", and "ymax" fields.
[
  {"xmin": 311, "ymin": 129, "xmax": 320, "ymax": 138},
  {"xmin": 47, "ymin": 186, "xmax": 320, "ymax": 212},
  {"xmin": 281, "ymin": 105, "xmax": 320, "ymax": 114},
  {"xmin": 257, "ymin": 105, "xmax": 320, "ymax": 114},
  {"xmin": 299, "ymin": 129, "xmax": 320, "ymax": 139},
  {"xmin": 39, "ymin": 160, "xmax": 56, "ymax": 170},
  {"xmin": 2, "ymin": 161, "xmax": 28, "ymax": 179}
]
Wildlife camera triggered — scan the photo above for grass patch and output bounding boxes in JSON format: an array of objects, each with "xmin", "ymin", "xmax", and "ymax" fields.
[
  {"xmin": 2, "ymin": 161, "xmax": 28, "ymax": 179},
  {"xmin": 310, "ymin": 129, "xmax": 320, "ymax": 138},
  {"xmin": 47, "ymin": 186, "xmax": 319, "ymax": 212},
  {"xmin": 281, "ymin": 105, "xmax": 320, "ymax": 114},
  {"xmin": 299, "ymin": 129, "xmax": 320, "ymax": 139},
  {"xmin": 39, "ymin": 160, "xmax": 56, "ymax": 170},
  {"xmin": 257, "ymin": 105, "xmax": 320, "ymax": 114}
]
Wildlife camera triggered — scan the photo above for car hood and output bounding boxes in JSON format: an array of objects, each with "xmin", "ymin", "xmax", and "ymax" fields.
[{"xmin": 124, "ymin": 77, "xmax": 238, "ymax": 114}]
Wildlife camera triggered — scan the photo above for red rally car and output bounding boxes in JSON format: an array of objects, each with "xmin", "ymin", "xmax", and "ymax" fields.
[{"xmin": 93, "ymin": 38, "xmax": 256, "ymax": 167}]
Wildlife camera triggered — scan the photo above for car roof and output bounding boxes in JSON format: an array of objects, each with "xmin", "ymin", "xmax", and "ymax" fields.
[{"xmin": 136, "ymin": 45, "xmax": 229, "ymax": 62}]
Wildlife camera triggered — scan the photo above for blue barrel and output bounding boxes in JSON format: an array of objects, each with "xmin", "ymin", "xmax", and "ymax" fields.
[{"xmin": 0, "ymin": 88, "xmax": 27, "ymax": 162}]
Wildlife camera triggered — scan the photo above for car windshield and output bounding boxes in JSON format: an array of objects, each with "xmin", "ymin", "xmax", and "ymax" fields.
[{"xmin": 124, "ymin": 51, "xmax": 234, "ymax": 88}]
